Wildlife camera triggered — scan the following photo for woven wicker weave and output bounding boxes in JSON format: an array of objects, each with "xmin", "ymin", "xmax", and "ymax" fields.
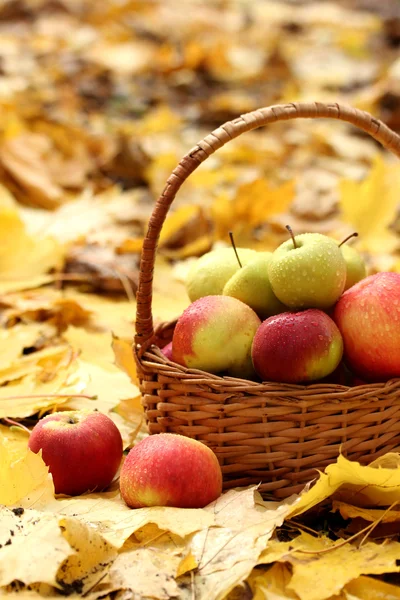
[{"xmin": 134, "ymin": 102, "xmax": 400, "ymax": 499}]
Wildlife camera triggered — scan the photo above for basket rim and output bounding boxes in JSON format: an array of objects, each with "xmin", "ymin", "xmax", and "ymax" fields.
[{"xmin": 136, "ymin": 344, "xmax": 400, "ymax": 399}]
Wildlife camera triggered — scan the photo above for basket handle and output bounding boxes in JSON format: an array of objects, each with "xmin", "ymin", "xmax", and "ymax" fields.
[{"xmin": 135, "ymin": 101, "xmax": 400, "ymax": 351}]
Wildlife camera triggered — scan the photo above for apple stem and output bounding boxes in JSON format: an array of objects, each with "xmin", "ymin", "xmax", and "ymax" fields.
[
  {"xmin": 2, "ymin": 417, "xmax": 31, "ymax": 435},
  {"xmin": 339, "ymin": 232, "xmax": 359, "ymax": 247},
  {"xmin": 0, "ymin": 393, "xmax": 98, "ymax": 400},
  {"xmin": 228, "ymin": 231, "xmax": 243, "ymax": 268},
  {"xmin": 286, "ymin": 225, "xmax": 297, "ymax": 249}
]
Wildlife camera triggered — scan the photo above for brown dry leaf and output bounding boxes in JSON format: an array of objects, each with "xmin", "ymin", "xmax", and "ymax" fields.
[
  {"xmin": 0, "ymin": 207, "xmax": 64, "ymax": 294},
  {"xmin": 0, "ymin": 290, "xmax": 92, "ymax": 330},
  {"xmin": 0, "ymin": 436, "xmax": 54, "ymax": 507},
  {"xmin": 0, "ymin": 135, "xmax": 64, "ymax": 209},
  {"xmin": 0, "ymin": 507, "xmax": 71, "ymax": 588},
  {"xmin": 339, "ymin": 156, "xmax": 399, "ymax": 255}
]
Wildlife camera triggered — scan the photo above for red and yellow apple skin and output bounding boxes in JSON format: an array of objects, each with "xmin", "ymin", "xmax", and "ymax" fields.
[
  {"xmin": 161, "ymin": 341, "xmax": 173, "ymax": 360},
  {"xmin": 120, "ymin": 433, "xmax": 223, "ymax": 509},
  {"xmin": 251, "ymin": 309, "xmax": 343, "ymax": 384},
  {"xmin": 334, "ymin": 272, "xmax": 400, "ymax": 381},
  {"xmin": 28, "ymin": 410, "xmax": 123, "ymax": 496},
  {"xmin": 172, "ymin": 295, "xmax": 261, "ymax": 379}
]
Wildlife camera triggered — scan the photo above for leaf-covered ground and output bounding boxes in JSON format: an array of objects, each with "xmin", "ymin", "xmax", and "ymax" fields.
[{"xmin": 1, "ymin": 0, "xmax": 400, "ymax": 598}]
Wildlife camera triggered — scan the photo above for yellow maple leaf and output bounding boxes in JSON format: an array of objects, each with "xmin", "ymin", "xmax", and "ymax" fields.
[
  {"xmin": 289, "ymin": 453, "xmax": 400, "ymax": 519},
  {"xmin": 339, "ymin": 156, "xmax": 399, "ymax": 255},
  {"xmin": 212, "ymin": 178, "xmax": 295, "ymax": 244},
  {"xmin": 286, "ymin": 532, "xmax": 400, "ymax": 600},
  {"xmin": 0, "ymin": 207, "xmax": 64, "ymax": 294},
  {"xmin": 0, "ymin": 436, "xmax": 54, "ymax": 507}
]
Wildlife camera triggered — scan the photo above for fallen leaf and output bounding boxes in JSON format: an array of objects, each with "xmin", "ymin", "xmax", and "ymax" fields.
[
  {"xmin": 285, "ymin": 532, "xmax": 400, "ymax": 600},
  {"xmin": 339, "ymin": 156, "xmax": 399, "ymax": 255},
  {"xmin": 289, "ymin": 453, "xmax": 400, "ymax": 518},
  {"xmin": 0, "ymin": 437, "xmax": 54, "ymax": 507},
  {"xmin": 247, "ymin": 562, "xmax": 297, "ymax": 600},
  {"xmin": 111, "ymin": 334, "xmax": 137, "ymax": 385},
  {"xmin": 56, "ymin": 517, "xmax": 117, "ymax": 595},
  {"xmin": 333, "ymin": 500, "xmax": 400, "ymax": 523},
  {"xmin": 212, "ymin": 178, "xmax": 295, "ymax": 245},
  {"xmin": 34, "ymin": 491, "xmax": 215, "ymax": 549},
  {"xmin": 0, "ymin": 135, "xmax": 63, "ymax": 209},
  {"xmin": 0, "ymin": 507, "xmax": 71, "ymax": 587},
  {"xmin": 186, "ymin": 487, "xmax": 296, "ymax": 600},
  {"xmin": 0, "ymin": 207, "xmax": 64, "ymax": 293}
]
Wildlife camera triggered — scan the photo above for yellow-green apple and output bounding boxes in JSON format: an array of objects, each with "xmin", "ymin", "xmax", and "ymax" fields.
[
  {"xmin": 251, "ymin": 309, "xmax": 343, "ymax": 383},
  {"xmin": 120, "ymin": 433, "xmax": 222, "ymax": 508},
  {"xmin": 172, "ymin": 295, "xmax": 261, "ymax": 378},
  {"xmin": 340, "ymin": 245, "xmax": 367, "ymax": 291},
  {"xmin": 28, "ymin": 409, "xmax": 123, "ymax": 496},
  {"xmin": 223, "ymin": 252, "xmax": 286, "ymax": 319},
  {"xmin": 334, "ymin": 272, "xmax": 400, "ymax": 381},
  {"xmin": 268, "ymin": 230, "xmax": 347, "ymax": 309},
  {"xmin": 186, "ymin": 247, "xmax": 257, "ymax": 301}
]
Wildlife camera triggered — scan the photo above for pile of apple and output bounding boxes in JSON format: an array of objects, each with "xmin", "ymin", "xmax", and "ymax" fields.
[
  {"xmin": 164, "ymin": 228, "xmax": 400, "ymax": 385},
  {"xmin": 28, "ymin": 409, "xmax": 223, "ymax": 508}
]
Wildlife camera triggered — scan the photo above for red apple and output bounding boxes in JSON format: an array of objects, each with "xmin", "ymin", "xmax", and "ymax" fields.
[
  {"xmin": 161, "ymin": 341, "xmax": 173, "ymax": 360},
  {"xmin": 334, "ymin": 272, "xmax": 400, "ymax": 381},
  {"xmin": 251, "ymin": 309, "xmax": 343, "ymax": 383},
  {"xmin": 172, "ymin": 295, "xmax": 261, "ymax": 379},
  {"xmin": 28, "ymin": 409, "xmax": 123, "ymax": 496},
  {"xmin": 120, "ymin": 433, "xmax": 223, "ymax": 509}
]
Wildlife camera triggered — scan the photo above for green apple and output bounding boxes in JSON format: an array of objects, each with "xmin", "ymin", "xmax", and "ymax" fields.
[
  {"xmin": 186, "ymin": 247, "xmax": 257, "ymax": 302},
  {"xmin": 340, "ymin": 245, "xmax": 367, "ymax": 291},
  {"xmin": 268, "ymin": 232, "xmax": 347, "ymax": 309},
  {"xmin": 222, "ymin": 252, "xmax": 286, "ymax": 319}
]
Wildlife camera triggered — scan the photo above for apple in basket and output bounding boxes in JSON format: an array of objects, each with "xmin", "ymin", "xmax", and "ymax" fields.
[
  {"xmin": 28, "ymin": 409, "xmax": 123, "ymax": 496},
  {"xmin": 172, "ymin": 294, "xmax": 261, "ymax": 379},
  {"xmin": 251, "ymin": 309, "xmax": 343, "ymax": 384},
  {"xmin": 120, "ymin": 433, "xmax": 223, "ymax": 508},
  {"xmin": 334, "ymin": 272, "xmax": 400, "ymax": 381}
]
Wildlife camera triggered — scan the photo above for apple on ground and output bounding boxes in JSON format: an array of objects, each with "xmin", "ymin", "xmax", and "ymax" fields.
[
  {"xmin": 251, "ymin": 309, "xmax": 343, "ymax": 384},
  {"xmin": 268, "ymin": 231, "xmax": 347, "ymax": 309},
  {"xmin": 223, "ymin": 252, "xmax": 286, "ymax": 319},
  {"xmin": 186, "ymin": 247, "xmax": 257, "ymax": 301},
  {"xmin": 120, "ymin": 433, "xmax": 222, "ymax": 508},
  {"xmin": 172, "ymin": 295, "xmax": 261, "ymax": 379},
  {"xmin": 334, "ymin": 272, "xmax": 400, "ymax": 381},
  {"xmin": 28, "ymin": 409, "xmax": 123, "ymax": 496}
]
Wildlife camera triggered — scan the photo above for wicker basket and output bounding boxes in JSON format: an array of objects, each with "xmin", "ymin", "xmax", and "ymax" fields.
[{"xmin": 134, "ymin": 102, "xmax": 400, "ymax": 499}]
